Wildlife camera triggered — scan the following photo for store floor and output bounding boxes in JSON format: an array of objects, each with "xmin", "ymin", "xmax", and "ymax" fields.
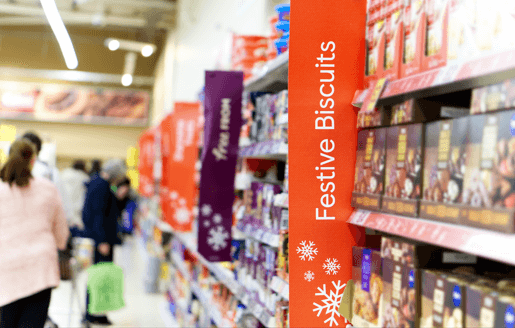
[{"xmin": 48, "ymin": 236, "xmax": 174, "ymax": 327}]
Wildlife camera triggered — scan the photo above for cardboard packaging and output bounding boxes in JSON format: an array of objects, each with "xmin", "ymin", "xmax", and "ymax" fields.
[
  {"xmin": 277, "ymin": 231, "xmax": 289, "ymax": 283},
  {"xmin": 460, "ymin": 111, "xmax": 515, "ymax": 233},
  {"xmin": 358, "ymin": 107, "xmax": 387, "ymax": 128},
  {"xmin": 420, "ymin": 117, "xmax": 468, "ymax": 224},
  {"xmin": 401, "ymin": 0, "xmax": 426, "ymax": 77},
  {"xmin": 475, "ymin": 0, "xmax": 515, "ymax": 57},
  {"xmin": 262, "ymin": 184, "xmax": 282, "ymax": 231},
  {"xmin": 384, "ymin": 4, "xmax": 404, "ymax": 80},
  {"xmin": 422, "ymin": 0, "xmax": 449, "ymax": 71},
  {"xmin": 390, "ymin": 98, "xmax": 442, "ymax": 125},
  {"xmin": 352, "ymin": 247, "xmax": 384, "ymax": 327},
  {"xmin": 250, "ymin": 182, "xmax": 265, "ymax": 226},
  {"xmin": 382, "ymin": 124, "xmax": 424, "ymax": 217},
  {"xmin": 447, "ymin": 0, "xmax": 478, "ymax": 65},
  {"xmin": 420, "ymin": 270, "xmax": 477, "ymax": 328},
  {"xmin": 469, "ymin": 78, "xmax": 515, "ymax": 115},
  {"xmin": 352, "ymin": 128, "xmax": 387, "ymax": 211},
  {"xmin": 365, "ymin": 2, "xmax": 387, "ymax": 88}
]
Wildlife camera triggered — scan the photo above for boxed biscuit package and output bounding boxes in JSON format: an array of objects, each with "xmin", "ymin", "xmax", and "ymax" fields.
[
  {"xmin": 470, "ymin": 78, "xmax": 515, "ymax": 115},
  {"xmin": 352, "ymin": 246, "xmax": 383, "ymax": 327},
  {"xmin": 401, "ymin": 0, "xmax": 426, "ymax": 77},
  {"xmin": 475, "ymin": 0, "xmax": 515, "ymax": 57},
  {"xmin": 352, "ymin": 128, "xmax": 387, "ymax": 211},
  {"xmin": 420, "ymin": 271, "xmax": 477, "ymax": 328},
  {"xmin": 390, "ymin": 98, "xmax": 442, "ymax": 125},
  {"xmin": 465, "ymin": 279, "xmax": 500, "ymax": 327},
  {"xmin": 358, "ymin": 107, "xmax": 387, "ymax": 128},
  {"xmin": 460, "ymin": 110, "xmax": 515, "ymax": 232},
  {"xmin": 447, "ymin": 0, "xmax": 478, "ymax": 64},
  {"xmin": 423, "ymin": 0, "xmax": 449, "ymax": 70},
  {"xmin": 382, "ymin": 124, "xmax": 424, "ymax": 216},
  {"xmin": 420, "ymin": 117, "xmax": 468, "ymax": 224},
  {"xmin": 365, "ymin": 0, "xmax": 387, "ymax": 88},
  {"xmin": 384, "ymin": 3, "xmax": 404, "ymax": 80}
]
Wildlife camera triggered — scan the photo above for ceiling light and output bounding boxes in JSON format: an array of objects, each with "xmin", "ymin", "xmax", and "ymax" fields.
[
  {"xmin": 141, "ymin": 45, "xmax": 154, "ymax": 57},
  {"xmin": 121, "ymin": 74, "xmax": 133, "ymax": 87},
  {"xmin": 108, "ymin": 39, "xmax": 120, "ymax": 51},
  {"xmin": 40, "ymin": 0, "xmax": 78, "ymax": 70}
]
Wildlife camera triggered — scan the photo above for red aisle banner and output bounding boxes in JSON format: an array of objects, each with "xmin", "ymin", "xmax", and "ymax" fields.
[
  {"xmin": 289, "ymin": 1, "xmax": 367, "ymax": 327},
  {"xmin": 138, "ymin": 128, "xmax": 155, "ymax": 197},
  {"xmin": 160, "ymin": 102, "xmax": 201, "ymax": 232}
]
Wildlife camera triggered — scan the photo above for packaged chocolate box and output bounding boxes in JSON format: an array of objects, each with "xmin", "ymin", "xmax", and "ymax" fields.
[
  {"xmin": 420, "ymin": 270, "xmax": 476, "ymax": 328},
  {"xmin": 382, "ymin": 124, "xmax": 424, "ymax": 216},
  {"xmin": 460, "ymin": 111, "xmax": 515, "ymax": 233},
  {"xmin": 358, "ymin": 107, "xmax": 387, "ymax": 128},
  {"xmin": 420, "ymin": 117, "xmax": 468, "ymax": 224},
  {"xmin": 390, "ymin": 98, "xmax": 442, "ymax": 125},
  {"xmin": 352, "ymin": 128, "xmax": 387, "ymax": 211},
  {"xmin": 352, "ymin": 247, "xmax": 383, "ymax": 327},
  {"xmin": 470, "ymin": 78, "xmax": 515, "ymax": 115}
]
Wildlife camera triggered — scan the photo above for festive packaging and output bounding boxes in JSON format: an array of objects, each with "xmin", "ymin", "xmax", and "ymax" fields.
[
  {"xmin": 422, "ymin": 0, "xmax": 449, "ymax": 70},
  {"xmin": 352, "ymin": 128, "xmax": 387, "ymax": 211},
  {"xmin": 401, "ymin": 0, "xmax": 426, "ymax": 77},
  {"xmin": 382, "ymin": 124, "xmax": 424, "ymax": 216},
  {"xmin": 420, "ymin": 117, "xmax": 468, "ymax": 224}
]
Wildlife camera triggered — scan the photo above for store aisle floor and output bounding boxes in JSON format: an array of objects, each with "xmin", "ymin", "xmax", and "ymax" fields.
[{"xmin": 48, "ymin": 236, "xmax": 170, "ymax": 327}]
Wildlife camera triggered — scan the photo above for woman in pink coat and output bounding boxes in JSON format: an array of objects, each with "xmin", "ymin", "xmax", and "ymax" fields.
[{"xmin": 0, "ymin": 139, "xmax": 69, "ymax": 328}]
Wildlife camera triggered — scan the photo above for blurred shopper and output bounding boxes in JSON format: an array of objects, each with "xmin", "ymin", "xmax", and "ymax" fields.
[
  {"xmin": 60, "ymin": 160, "xmax": 90, "ymax": 235},
  {"xmin": 82, "ymin": 159, "xmax": 126, "ymax": 326},
  {"xmin": 115, "ymin": 177, "xmax": 137, "ymax": 241},
  {"xmin": 0, "ymin": 139, "xmax": 69, "ymax": 328},
  {"xmin": 89, "ymin": 159, "xmax": 102, "ymax": 178}
]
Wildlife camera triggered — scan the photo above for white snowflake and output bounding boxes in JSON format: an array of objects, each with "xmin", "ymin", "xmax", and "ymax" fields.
[
  {"xmin": 304, "ymin": 271, "xmax": 315, "ymax": 282},
  {"xmin": 313, "ymin": 281, "xmax": 348, "ymax": 327},
  {"xmin": 213, "ymin": 214, "xmax": 223, "ymax": 224},
  {"xmin": 174, "ymin": 207, "xmax": 190, "ymax": 224},
  {"xmin": 323, "ymin": 258, "xmax": 341, "ymax": 275},
  {"xmin": 201, "ymin": 204, "xmax": 212, "ymax": 217},
  {"xmin": 170, "ymin": 191, "xmax": 179, "ymax": 200},
  {"xmin": 203, "ymin": 220, "xmax": 210, "ymax": 228},
  {"xmin": 207, "ymin": 226, "xmax": 230, "ymax": 251},
  {"xmin": 296, "ymin": 241, "xmax": 318, "ymax": 261},
  {"xmin": 179, "ymin": 198, "xmax": 186, "ymax": 206}
]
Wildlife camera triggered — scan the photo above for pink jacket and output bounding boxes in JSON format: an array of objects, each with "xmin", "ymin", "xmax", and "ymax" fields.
[{"xmin": 0, "ymin": 177, "xmax": 69, "ymax": 306}]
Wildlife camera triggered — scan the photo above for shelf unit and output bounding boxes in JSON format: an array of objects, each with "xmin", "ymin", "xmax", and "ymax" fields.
[
  {"xmin": 244, "ymin": 51, "xmax": 289, "ymax": 93},
  {"xmin": 235, "ymin": 220, "xmax": 280, "ymax": 248},
  {"xmin": 239, "ymin": 139, "xmax": 288, "ymax": 160}
]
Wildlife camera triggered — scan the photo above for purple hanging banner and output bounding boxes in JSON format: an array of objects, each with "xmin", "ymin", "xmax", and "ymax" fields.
[{"xmin": 198, "ymin": 71, "xmax": 243, "ymax": 262}]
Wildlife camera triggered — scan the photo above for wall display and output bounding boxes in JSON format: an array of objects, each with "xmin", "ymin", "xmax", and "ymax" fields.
[
  {"xmin": 0, "ymin": 81, "xmax": 149, "ymax": 126},
  {"xmin": 161, "ymin": 102, "xmax": 201, "ymax": 232},
  {"xmin": 289, "ymin": 0, "xmax": 367, "ymax": 326},
  {"xmin": 382, "ymin": 124, "xmax": 424, "ymax": 217},
  {"xmin": 198, "ymin": 71, "xmax": 243, "ymax": 262},
  {"xmin": 420, "ymin": 117, "xmax": 468, "ymax": 224}
]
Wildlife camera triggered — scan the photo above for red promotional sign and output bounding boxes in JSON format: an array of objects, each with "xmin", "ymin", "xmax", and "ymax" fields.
[
  {"xmin": 160, "ymin": 102, "xmax": 201, "ymax": 232},
  {"xmin": 289, "ymin": 1, "xmax": 367, "ymax": 326},
  {"xmin": 138, "ymin": 128, "xmax": 155, "ymax": 197}
]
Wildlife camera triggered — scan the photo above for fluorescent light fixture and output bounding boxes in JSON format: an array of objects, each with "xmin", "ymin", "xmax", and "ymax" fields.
[
  {"xmin": 40, "ymin": 0, "xmax": 78, "ymax": 70},
  {"xmin": 141, "ymin": 45, "xmax": 154, "ymax": 57},
  {"xmin": 108, "ymin": 39, "xmax": 120, "ymax": 51},
  {"xmin": 121, "ymin": 74, "xmax": 133, "ymax": 86}
]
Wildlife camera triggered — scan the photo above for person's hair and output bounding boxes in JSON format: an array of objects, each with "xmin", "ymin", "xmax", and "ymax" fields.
[
  {"xmin": 0, "ymin": 139, "xmax": 36, "ymax": 187},
  {"xmin": 21, "ymin": 132, "xmax": 42, "ymax": 154},
  {"xmin": 117, "ymin": 176, "xmax": 131, "ymax": 188},
  {"xmin": 72, "ymin": 160, "xmax": 86, "ymax": 172},
  {"xmin": 90, "ymin": 159, "xmax": 102, "ymax": 175},
  {"xmin": 102, "ymin": 159, "xmax": 126, "ymax": 182}
]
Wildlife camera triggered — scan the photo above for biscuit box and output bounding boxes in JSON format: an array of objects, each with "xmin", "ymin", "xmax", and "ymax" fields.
[
  {"xmin": 352, "ymin": 247, "xmax": 383, "ymax": 327},
  {"xmin": 381, "ymin": 237, "xmax": 468, "ymax": 328},
  {"xmin": 420, "ymin": 270, "xmax": 477, "ymax": 328},
  {"xmin": 460, "ymin": 110, "xmax": 515, "ymax": 233},
  {"xmin": 420, "ymin": 116, "xmax": 469, "ymax": 224},
  {"xmin": 365, "ymin": 2, "xmax": 387, "ymax": 88},
  {"xmin": 401, "ymin": 0, "xmax": 426, "ymax": 77},
  {"xmin": 447, "ymin": 0, "xmax": 478, "ymax": 65},
  {"xmin": 422, "ymin": 0, "xmax": 449, "ymax": 71},
  {"xmin": 352, "ymin": 128, "xmax": 387, "ymax": 211},
  {"xmin": 390, "ymin": 98, "xmax": 442, "ymax": 125},
  {"xmin": 465, "ymin": 279, "xmax": 502, "ymax": 327},
  {"xmin": 358, "ymin": 106, "xmax": 387, "ymax": 128},
  {"xmin": 384, "ymin": 4, "xmax": 404, "ymax": 81},
  {"xmin": 382, "ymin": 124, "xmax": 424, "ymax": 217}
]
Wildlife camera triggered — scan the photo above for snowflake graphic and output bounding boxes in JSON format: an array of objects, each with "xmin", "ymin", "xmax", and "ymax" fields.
[
  {"xmin": 296, "ymin": 241, "xmax": 318, "ymax": 261},
  {"xmin": 213, "ymin": 214, "xmax": 222, "ymax": 224},
  {"xmin": 304, "ymin": 271, "xmax": 315, "ymax": 282},
  {"xmin": 207, "ymin": 226, "xmax": 230, "ymax": 251},
  {"xmin": 201, "ymin": 204, "xmax": 212, "ymax": 217},
  {"xmin": 174, "ymin": 207, "xmax": 190, "ymax": 224},
  {"xmin": 323, "ymin": 258, "xmax": 341, "ymax": 275},
  {"xmin": 203, "ymin": 220, "xmax": 210, "ymax": 228},
  {"xmin": 313, "ymin": 281, "xmax": 348, "ymax": 327},
  {"xmin": 170, "ymin": 191, "xmax": 179, "ymax": 200},
  {"xmin": 179, "ymin": 198, "xmax": 186, "ymax": 206}
]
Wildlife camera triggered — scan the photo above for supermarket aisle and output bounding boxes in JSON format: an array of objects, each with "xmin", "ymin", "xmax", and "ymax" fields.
[{"xmin": 48, "ymin": 236, "xmax": 170, "ymax": 327}]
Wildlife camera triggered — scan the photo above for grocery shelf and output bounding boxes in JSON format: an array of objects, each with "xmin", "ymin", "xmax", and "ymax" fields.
[
  {"xmin": 273, "ymin": 193, "xmax": 288, "ymax": 208},
  {"xmin": 168, "ymin": 288, "xmax": 190, "ymax": 321},
  {"xmin": 159, "ymin": 301, "xmax": 180, "ymax": 328},
  {"xmin": 348, "ymin": 209, "xmax": 515, "ymax": 266},
  {"xmin": 353, "ymin": 49, "xmax": 515, "ymax": 107},
  {"xmin": 244, "ymin": 51, "xmax": 288, "ymax": 93},
  {"xmin": 239, "ymin": 139, "xmax": 287, "ymax": 160},
  {"xmin": 270, "ymin": 276, "xmax": 289, "ymax": 301},
  {"xmin": 235, "ymin": 220, "xmax": 280, "ymax": 248}
]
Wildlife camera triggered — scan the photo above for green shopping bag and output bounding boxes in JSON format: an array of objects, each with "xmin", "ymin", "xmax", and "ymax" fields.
[{"xmin": 87, "ymin": 262, "xmax": 125, "ymax": 314}]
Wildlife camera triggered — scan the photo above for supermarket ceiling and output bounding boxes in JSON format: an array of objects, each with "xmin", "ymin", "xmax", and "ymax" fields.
[{"xmin": 0, "ymin": 0, "xmax": 177, "ymax": 79}]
